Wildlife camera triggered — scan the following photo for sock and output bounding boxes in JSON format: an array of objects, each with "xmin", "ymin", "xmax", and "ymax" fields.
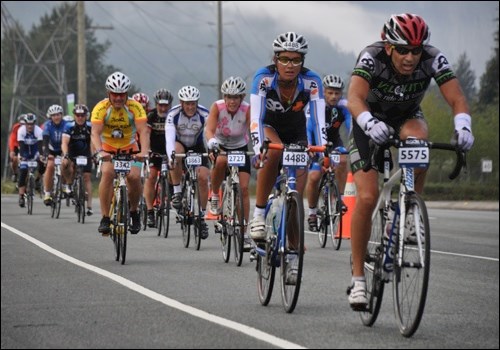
[
  {"xmin": 253, "ymin": 206, "xmax": 265, "ymax": 218},
  {"xmin": 352, "ymin": 276, "xmax": 366, "ymax": 285},
  {"xmin": 309, "ymin": 207, "xmax": 317, "ymax": 216},
  {"xmin": 174, "ymin": 184, "xmax": 181, "ymax": 193}
]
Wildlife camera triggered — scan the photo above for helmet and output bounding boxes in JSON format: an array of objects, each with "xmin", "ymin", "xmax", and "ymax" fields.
[
  {"xmin": 273, "ymin": 32, "xmax": 308, "ymax": 55},
  {"xmin": 132, "ymin": 92, "xmax": 150, "ymax": 108},
  {"xmin": 178, "ymin": 85, "xmax": 200, "ymax": 102},
  {"xmin": 155, "ymin": 88, "xmax": 174, "ymax": 104},
  {"xmin": 73, "ymin": 104, "xmax": 90, "ymax": 117},
  {"xmin": 323, "ymin": 75, "xmax": 344, "ymax": 89},
  {"xmin": 382, "ymin": 13, "xmax": 430, "ymax": 46},
  {"xmin": 24, "ymin": 113, "xmax": 37, "ymax": 124},
  {"xmin": 63, "ymin": 115, "xmax": 74, "ymax": 122},
  {"xmin": 47, "ymin": 104, "xmax": 64, "ymax": 116},
  {"xmin": 221, "ymin": 76, "xmax": 246, "ymax": 95},
  {"xmin": 18, "ymin": 114, "xmax": 27, "ymax": 124},
  {"xmin": 105, "ymin": 71, "xmax": 131, "ymax": 93}
]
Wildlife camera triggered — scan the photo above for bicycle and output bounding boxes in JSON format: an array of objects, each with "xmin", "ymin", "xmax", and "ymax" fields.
[
  {"xmin": 358, "ymin": 137, "xmax": 465, "ymax": 337},
  {"xmin": 175, "ymin": 151, "xmax": 207, "ymax": 251},
  {"xmin": 72, "ymin": 155, "xmax": 89, "ymax": 224},
  {"xmin": 20, "ymin": 158, "xmax": 39, "ymax": 215},
  {"xmin": 50, "ymin": 156, "xmax": 63, "ymax": 219},
  {"xmin": 213, "ymin": 150, "xmax": 253, "ymax": 266},
  {"xmin": 315, "ymin": 145, "xmax": 349, "ymax": 250},
  {"xmin": 250, "ymin": 140, "xmax": 324, "ymax": 313},
  {"xmin": 97, "ymin": 151, "xmax": 142, "ymax": 265},
  {"xmin": 153, "ymin": 155, "xmax": 172, "ymax": 238}
]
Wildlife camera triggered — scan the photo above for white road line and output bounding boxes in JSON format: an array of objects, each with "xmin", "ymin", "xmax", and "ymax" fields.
[{"xmin": 2, "ymin": 222, "xmax": 306, "ymax": 350}]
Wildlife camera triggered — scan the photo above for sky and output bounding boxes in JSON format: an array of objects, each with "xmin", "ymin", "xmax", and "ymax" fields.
[{"xmin": 2, "ymin": 1, "xmax": 498, "ymax": 106}]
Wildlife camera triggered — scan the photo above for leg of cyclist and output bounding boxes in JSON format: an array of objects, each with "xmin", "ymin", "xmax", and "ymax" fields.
[
  {"xmin": 83, "ymin": 171, "xmax": 93, "ymax": 215},
  {"xmin": 126, "ymin": 163, "xmax": 143, "ymax": 234},
  {"xmin": 170, "ymin": 142, "xmax": 186, "ymax": 210},
  {"xmin": 305, "ymin": 164, "xmax": 322, "ymax": 231},
  {"xmin": 43, "ymin": 155, "xmax": 55, "ymax": 206},
  {"xmin": 144, "ymin": 164, "xmax": 159, "ymax": 227},
  {"xmin": 97, "ymin": 159, "xmax": 114, "ymax": 235},
  {"xmin": 209, "ymin": 154, "xmax": 226, "ymax": 215},
  {"xmin": 197, "ymin": 165, "xmax": 210, "ymax": 239}
]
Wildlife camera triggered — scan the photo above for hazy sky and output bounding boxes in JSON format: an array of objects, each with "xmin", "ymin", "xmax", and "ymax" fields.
[{"xmin": 2, "ymin": 1, "xmax": 498, "ymax": 106}]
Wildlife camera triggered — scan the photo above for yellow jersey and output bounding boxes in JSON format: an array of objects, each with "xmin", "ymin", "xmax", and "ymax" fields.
[{"xmin": 91, "ymin": 98, "xmax": 147, "ymax": 150}]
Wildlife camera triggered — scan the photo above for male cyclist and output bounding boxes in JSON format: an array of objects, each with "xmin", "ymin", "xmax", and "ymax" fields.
[
  {"xmin": 305, "ymin": 74, "xmax": 351, "ymax": 231},
  {"xmin": 144, "ymin": 88, "xmax": 173, "ymax": 227},
  {"xmin": 61, "ymin": 104, "xmax": 94, "ymax": 216},
  {"xmin": 165, "ymin": 85, "xmax": 210, "ymax": 239},
  {"xmin": 347, "ymin": 14, "xmax": 474, "ymax": 310},
  {"xmin": 205, "ymin": 76, "xmax": 252, "ymax": 249},
  {"xmin": 91, "ymin": 71, "xmax": 150, "ymax": 236},
  {"xmin": 42, "ymin": 104, "xmax": 68, "ymax": 205}
]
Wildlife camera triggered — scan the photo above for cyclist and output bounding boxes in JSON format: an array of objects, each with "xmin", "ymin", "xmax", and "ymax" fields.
[
  {"xmin": 249, "ymin": 31, "xmax": 327, "ymax": 284},
  {"xmin": 61, "ymin": 104, "xmax": 94, "ymax": 216},
  {"xmin": 42, "ymin": 104, "xmax": 69, "ymax": 205},
  {"xmin": 205, "ymin": 76, "xmax": 252, "ymax": 249},
  {"xmin": 305, "ymin": 74, "xmax": 351, "ymax": 231},
  {"xmin": 8, "ymin": 114, "xmax": 26, "ymax": 183},
  {"xmin": 144, "ymin": 88, "xmax": 173, "ymax": 227},
  {"xmin": 132, "ymin": 92, "xmax": 151, "ymax": 114},
  {"xmin": 346, "ymin": 13, "xmax": 474, "ymax": 310},
  {"xmin": 165, "ymin": 85, "xmax": 210, "ymax": 239},
  {"xmin": 17, "ymin": 113, "xmax": 44, "ymax": 207},
  {"xmin": 91, "ymin": 71, "xmax": 150, "ymax": 236}
]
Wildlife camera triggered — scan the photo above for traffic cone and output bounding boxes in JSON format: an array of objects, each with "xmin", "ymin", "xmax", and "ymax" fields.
[{"xmin": 335, "ymin": 171, "xmax": 356, "ymax": 239}]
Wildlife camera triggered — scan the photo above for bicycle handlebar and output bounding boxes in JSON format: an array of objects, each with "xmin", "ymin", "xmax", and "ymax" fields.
[{"xmin": 362, "ymin": 138, "xmax": 466, "ymax": 180}]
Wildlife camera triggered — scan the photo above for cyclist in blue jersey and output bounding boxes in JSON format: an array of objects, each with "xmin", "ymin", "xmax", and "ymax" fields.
[
  {"xmin": 17, "ymin": 113, "xmax": 44, "ymax": 207},
  {"xmin": 346, "ymin": 14, "xmax": 474, "ymax": 310},
  {"xmin": 248, "ymin": 31, "xmax": 327, "ymax": 247},
  {"xmin": 306, "ymin": 74, "xmax": 351, "ymax": 231},
  {"xmin": 42, "ymin": 104, "xmax": 68, "ymax": 206},
  {"xmin": 61, "ymin": 104, "xmax": 94, "ymax": 216}
]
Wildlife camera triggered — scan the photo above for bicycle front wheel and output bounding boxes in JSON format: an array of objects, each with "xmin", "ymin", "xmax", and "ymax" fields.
[
  {"xmin": 393, "ymin": 194, "xmax": 430, "ymax": 337},
  {"xmin": 360, "ymin": 208, "xmax": 385, "ymax": 326},
  {"xmin": 192, "ymin": 182, "xmax": 202, "ymax": 251},
  {"xmin": 220, "ymin": 184, "xmax": 231, "ymax": 263},
  {"xmin": 280, "ymin": 191, "xmax": 304, "ymax": 313},
  {"xmin": 77, "ymin": 177, "xmax": 86, "ymax": 224},
  {"xmin": 232, "ymin": 184, "xmax": 244, "ymax": 266},
  {"xmin": 317, "ymin": 180, "xmax": 328, "ymax": 248},
  {"xmin": 329, "ymin": 180, "xmax": 343, "ymax": 250},
  {"xmin": 181, "ymin": 182, "xmax": 191, "ymax": 248},
  {"xmin": 257, "ymin": 243, "xmax": 276, "ymax": 306},
  {"xmin": 117, "ymin": 185, "xmax": 128, "ymax": 265},
  {"xmin": 27, "ymin": 176, "xmax": 35, "ymax": 215}
]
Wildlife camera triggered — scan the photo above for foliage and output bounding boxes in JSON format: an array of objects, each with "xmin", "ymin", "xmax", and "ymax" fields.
[
  {"xmin": 478, "ymin": 16, "xmax": 499, "ymax": 106},
  {"xmin": 454, "ymin": 52, "xmax": 476, "ymax": 103}
]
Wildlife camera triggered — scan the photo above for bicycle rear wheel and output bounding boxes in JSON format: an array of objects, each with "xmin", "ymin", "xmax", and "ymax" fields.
[
  {"xmin": 232, "ymin": 184, "xmax": 244, "ymax": 266},
  {"xmin": 393, "ymin": 194, "xmax": 430, "ymax": 337},
  {"xmin": 360, "ymin": 208, "xmax": 385, "ymax": 326},
  {"xmin": 280, "ymin": 191, "xmax": 304, "ymax": 313}
]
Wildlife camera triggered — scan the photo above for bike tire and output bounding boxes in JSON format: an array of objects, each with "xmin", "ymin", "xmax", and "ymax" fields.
[
  {"xmin": 360, "ymin": 208, "xmax": 385, "ymax": 326},
  {"xmin": 193, "ymin": 181, "xmax": 202, "ymax": 251},
  {"xmin": 27, "ymin": 176, "xmax": 35, "ymax": 215},
  {"xmin": 330, "ymin": 180, "xmax": 342, "ymax": 250},
  {"xmin": 181, "ymin": 180, "xmax": 191, "ymax": 248},
  {"xmin": 51, "ymin": 175, "xmax": 59, "ymax": 218},
  {"xmin": 257, "ymin": 245, "xmax": 276, "ymax": 306},
  {"xmin": 161, "ymin": 178, "xmax": 171, "ymax": 238},
  {"xmin": 55, "ymin": 176, "xmax": 62, "ymax": 219},
  {"xmin": 118, "ymin": 185, "xmax": 128, "ymax": 265},
  {"xmin": 220, "ymin": 183, "xmax": 231, "ymax": 262},
  {"xmin": 393, "ymin": 194, "xmax": 430, "ymax": 337},
  {"xmin": 280, "ymin": 191, "xmax": 304, "ymax": 313},
  {"xmin": 154, "ymin": 179, "xmax": 162, "ymax": 236},
  {"xmin": 232, "ymin": 184, "xmax": 244, "ymax": 266},
  {"xmin": 317, "ymin": 179, "xmax": 328, "ymax": 248}
]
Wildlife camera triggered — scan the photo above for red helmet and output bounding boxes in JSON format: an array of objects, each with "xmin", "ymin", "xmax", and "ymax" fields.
[
  {"xmin": 381, "ymin": 13, "xmax": 430, "ymax": 46},
  {"xmin": 132, "ymin": 92, "xmax": 150, "ymax": 110}
]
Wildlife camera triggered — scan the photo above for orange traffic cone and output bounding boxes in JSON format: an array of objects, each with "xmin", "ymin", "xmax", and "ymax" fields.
[{"xmin": 335, "ymin": 171, "xmax": 356, "ymax": 239}]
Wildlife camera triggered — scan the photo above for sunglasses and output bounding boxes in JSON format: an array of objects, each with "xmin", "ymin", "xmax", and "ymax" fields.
[
  {"xmin": 392, "ymin": 46, "xmax": 423, "ymax": 55},
  {"xmin": 276, "ymin": 56, "xmax": 303, "ymax": 67},
  {"xmin": 75, "ymin": 114, "xmax": 87, "ymax": 117}
]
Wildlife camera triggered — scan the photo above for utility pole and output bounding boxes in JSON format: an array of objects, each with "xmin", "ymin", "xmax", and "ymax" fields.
[
  {"xmin": 77, "ymin": 1, "xmax": 86, "ymax": 104},
  {"xmin": 217, "ymin": 0, "xmax": 223, "ymax": 99}
]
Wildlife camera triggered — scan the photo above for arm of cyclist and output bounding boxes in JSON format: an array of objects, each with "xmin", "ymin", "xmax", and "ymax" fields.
[
  {"xmin": 205, "ymin": 102, "xmax": 221, "ymax": 162},
  {"xmin": 90, "ymin": 120, "xmax": 111, "ymax": 160}
]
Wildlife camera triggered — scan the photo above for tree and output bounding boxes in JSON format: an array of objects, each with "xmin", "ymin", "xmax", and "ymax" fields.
[
  {"xmin": 478, "ymin": 16, "xmax": 499, "ymax": 106},
  {"xmin": 454, "ymin": 52, "xmax": 476, "ymax": 103}
]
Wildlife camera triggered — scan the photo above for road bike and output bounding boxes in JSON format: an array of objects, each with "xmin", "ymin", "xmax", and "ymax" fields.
[
  {"xmin": 50, "ymin": 156, "xmax": 63, "ymax": 219},
  {"xmin": 153, "ymin": 154, "xmax": 172, "ymax": 238},
  {"xmin": 250, "ymin": 141, "xmax": 324, "ymax": 313},
  {"xmin": 72, "ymin": 155, "xmax": 90, "ymax": 224},
  {"xmin": 20, "ymin": 158, "xmax": 39, "ymax": 215},
  {"xmin": 358, "ymin": 137, "xmax": 465, "ymax": 337},
  {"xmin": 315, "ymin": 145, "xmax": 348, "ymax": 250},
  {"xmin": 213, "ymin": 150, "xmax": 252, "ymax": 266}
]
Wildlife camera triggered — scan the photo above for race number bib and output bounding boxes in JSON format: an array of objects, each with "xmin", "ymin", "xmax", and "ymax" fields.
[
  {"xmin": 227, "ymin": 151, "xmax": 245, "ymax": 167},
  {"xmin": 282, "ymin": 151, "xmax": 308, "ymax": 167},
  {"xmin": 398, "ymin": 139, "xmax": 429, "ymax": 168},
  {"xmin": 76, "ymin": 156, "xmax": 88, "ymax": 166},
  {"xmin": 185, "ymin": 154, "xmax": 202, "ymax": 166}
]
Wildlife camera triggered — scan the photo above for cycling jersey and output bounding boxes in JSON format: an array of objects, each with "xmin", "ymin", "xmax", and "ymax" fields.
[
  {"xmin": 165, "ymin": 104, "xmax": 209, "ymax": 157},
  {"xmin": 63, "ymin": 121, "xmax": 92, "ymax": 157},
  {"xmin": 17, "ymin": 125, "xmax": 43, "ymax": 159},
  {"xmin": 307, "ymin": 98, "xmax": 352, "ymax": 148},
  {"xmin": 249, "ymin": 65, "xmax": 326, "ymax": 154},
  {"xmin": 212, "ymin": 99, "xmax": 249, "ymax": 149},
  {"xmin": 147, "ymin": 108, "xmax": 168, "ymax": 154},
  {"xmin": 91, "ymin": 98, "xmax": 147, "ymax": 151},
  {"xmin": 352, "ymin": 41, "xmax": 456, "ymax": 127},
  {"xmin": 42, "ymin": 119, "xmax": 68, "ymax": 153}
]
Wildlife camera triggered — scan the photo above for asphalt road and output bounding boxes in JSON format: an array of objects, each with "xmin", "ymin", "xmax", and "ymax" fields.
[{"xmin": 1, "ymin": 195, "xmax": 498, "ymax": 349}]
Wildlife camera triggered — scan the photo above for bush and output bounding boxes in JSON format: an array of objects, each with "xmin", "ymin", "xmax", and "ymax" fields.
[{"xmin": 423, "ymin": 182, "xmax": 499, "ymax": 201}]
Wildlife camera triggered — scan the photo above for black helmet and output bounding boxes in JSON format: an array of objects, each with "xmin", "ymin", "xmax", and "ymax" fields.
[{"xmin": 155, "ymin": 88, "xmax": 174, "ymax": 104}]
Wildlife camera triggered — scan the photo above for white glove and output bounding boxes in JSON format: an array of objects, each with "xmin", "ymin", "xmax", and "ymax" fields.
[
  {"xmin": 357, "ymin": 111, "xmax": 392, "ymax": 145},
  {"xmin": 207, "ymin": 137, "xmax": 219, "ymax": 150},
  {"xmin": 454, "ymin": 113, "xmax": 474, "ymax": 151}
]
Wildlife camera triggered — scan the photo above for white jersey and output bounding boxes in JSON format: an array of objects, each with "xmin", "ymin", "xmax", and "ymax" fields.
[{"xmin": 213, "ymin": 99, "xmax": 249, "ymax": 149}]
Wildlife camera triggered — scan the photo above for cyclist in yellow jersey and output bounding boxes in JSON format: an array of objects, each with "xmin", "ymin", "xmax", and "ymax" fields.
[{"xmin": 91, "ymin": 71, "xmax": 150, "ymax": 236}]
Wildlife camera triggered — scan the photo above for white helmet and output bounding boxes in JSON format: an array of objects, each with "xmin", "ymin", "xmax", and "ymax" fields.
[
  {"xmin": 105, "ymin": 71, "xmax": 131, "ymax": 93},
  {"xmin": 178, "ymin": 85, "xmax": 200, "ymax": 102},
  {"xmin": 221, "ymin": 76, "xmax": 246, "ymax": 95},
  {"xmin": 273, "ymin": 32, "xmax": 308, "ymax": 55},
  {"xmin": 47, "ymin": 104, "xmax": 64, "ymax": 116},
  {"xmin": 323, "ymin": 75, "xmax": 344, "ymax": 89}
]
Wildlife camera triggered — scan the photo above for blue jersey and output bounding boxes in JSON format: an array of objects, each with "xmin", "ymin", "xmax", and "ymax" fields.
[
  {"xmin": 307, "ymin": 98, "xmax": 352, "ymax": 146},
  {"xmin": 62, "ymin": 121, "xmax": 92, "ymax": 156},
  {"xmin": 17, "ymin": 125, "xmax": 44, "ymax": 159},
  {"xmin": 42, "ymin": 119, "xmax": 68, "ymax": 152}
]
